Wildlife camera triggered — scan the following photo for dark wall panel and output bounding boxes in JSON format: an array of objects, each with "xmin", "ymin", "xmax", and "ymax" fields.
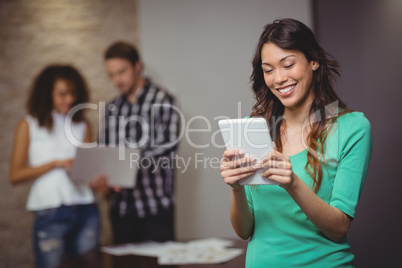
[{"xmin": 314, "ymin": 0, "xmax": 402, "ymax": 266}]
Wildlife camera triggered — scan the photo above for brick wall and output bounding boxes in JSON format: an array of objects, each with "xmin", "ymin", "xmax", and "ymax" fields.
[{"xmin": 0, "ymin": 0, "xmax": 138, "ymax": 267}]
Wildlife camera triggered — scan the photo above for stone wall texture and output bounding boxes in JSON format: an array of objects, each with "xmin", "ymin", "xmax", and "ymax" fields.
[{"xmin": 0, "ymin": 0, "xmax": 138, "ymax": 267}]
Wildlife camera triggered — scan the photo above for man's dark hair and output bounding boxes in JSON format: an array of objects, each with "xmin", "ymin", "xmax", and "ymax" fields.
[{"xmin": 104, "ymin": 41, "xmax": 141, "ymax": 65}]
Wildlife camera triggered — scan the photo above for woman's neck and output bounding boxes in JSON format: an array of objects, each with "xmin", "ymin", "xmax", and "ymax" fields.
[
  {"xmin": 283, "ymin": 92, "xmax": 314, "ymax": 128},
  {"xmin": 280, "ymin": 94, "xmax": 314, "ymax": 156}
]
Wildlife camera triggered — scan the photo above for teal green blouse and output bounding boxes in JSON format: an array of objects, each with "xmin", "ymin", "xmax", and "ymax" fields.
[{"xmin": 245, "ymin": 112, "xmax": 372, "ymax": 267}]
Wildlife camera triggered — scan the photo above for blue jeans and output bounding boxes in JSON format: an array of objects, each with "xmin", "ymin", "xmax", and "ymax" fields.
[{"xmin": 33, "ymin": 203, "xmax": 100, "ymax": 268}]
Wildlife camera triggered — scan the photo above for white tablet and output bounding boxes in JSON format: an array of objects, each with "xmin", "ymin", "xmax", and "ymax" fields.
[
  {"xmin": 218, "ymin": 118, "xmax": 278, "ymax": 185},
  {"xmin": 70, "ymin": 147, "xmax": 140, "ymax": 188}
]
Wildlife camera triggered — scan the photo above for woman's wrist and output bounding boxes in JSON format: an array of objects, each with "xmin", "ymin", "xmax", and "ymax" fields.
[
  {"xmin": 232, "ymin": 184, "xmax": 245, "ymax": 193},
  {"xmin": 284, "ymin": 172, "xmax": 299, "ymax": 193},
  {"xmin": 50, "ymin": 160, "xmax": 61, "ymax": 169}
]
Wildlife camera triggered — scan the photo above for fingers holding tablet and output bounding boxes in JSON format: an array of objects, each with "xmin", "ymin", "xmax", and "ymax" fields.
[
  {"xmin": 220, "ymin": 149, "xmax": 262, "ymax": 188},
  {"xmin": 221, "ymin": 150, "xmax": 257, "ymax": 169},
  {"xmin": 260, "ymin": 150, "xmax": 294, "ymax": 188},
  {"xmin": 219, "ymin": 118, "xmax": 278, "ymax": 185}
]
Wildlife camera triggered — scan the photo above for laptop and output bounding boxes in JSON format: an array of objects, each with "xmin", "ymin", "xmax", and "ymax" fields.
[{"xmin": 70, "ymin": 147, "xmax": 140, "ymax": 188}]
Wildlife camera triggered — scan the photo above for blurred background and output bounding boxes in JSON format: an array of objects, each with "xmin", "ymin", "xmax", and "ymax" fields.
[{"xmin": 0, "ymin": 0, "xmax": 401, "ymax": 267}]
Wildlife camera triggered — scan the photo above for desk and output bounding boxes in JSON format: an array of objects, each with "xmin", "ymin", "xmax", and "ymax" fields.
[{"xmin": 58, "ymin": 239, "xmax": 248, "ymax": 268}]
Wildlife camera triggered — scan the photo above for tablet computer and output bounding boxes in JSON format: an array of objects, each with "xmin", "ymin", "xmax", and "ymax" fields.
[
  {"xmin": 70, "ymin": 147, "xmax": 140, "ymax": 188},
  {"xmin": 218, "ymin": 118, "xmax": 278, "ymax": 185}
]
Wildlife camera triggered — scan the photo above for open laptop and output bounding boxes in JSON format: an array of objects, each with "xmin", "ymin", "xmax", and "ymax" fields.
[{"xmin": 70, "ymin": 147, "xmax": 140, "ymax": 188}]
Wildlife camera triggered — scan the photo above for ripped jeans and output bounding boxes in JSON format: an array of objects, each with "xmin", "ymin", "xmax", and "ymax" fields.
[{"xmin": 33, "ymin": 203, "xmax": 100, "ymax": 268}]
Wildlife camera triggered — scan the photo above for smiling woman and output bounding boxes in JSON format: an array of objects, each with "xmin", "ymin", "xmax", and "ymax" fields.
[
  {"xmin": 220, "ymin": 18, "xmax": 372, "ymax": 267},
  {"xmin": 261, "ymin": 43, "xmax": 316, "ymax": 109}
]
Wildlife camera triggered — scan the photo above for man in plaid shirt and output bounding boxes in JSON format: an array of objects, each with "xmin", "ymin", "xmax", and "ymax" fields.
[{"xmin": 94, "ymin": 41, "xmax": 180, "ymax": 244}]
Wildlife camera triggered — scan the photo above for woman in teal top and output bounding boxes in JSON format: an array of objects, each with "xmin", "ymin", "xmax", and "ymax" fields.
[{"xmin": 220, "ymin": 18, "xmax": 372, "ymax": 267}]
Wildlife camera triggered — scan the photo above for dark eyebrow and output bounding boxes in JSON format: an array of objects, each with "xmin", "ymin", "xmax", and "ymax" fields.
[{"xmin": 262, "ymin": 55, "xmax": 296, "ymax": 66}]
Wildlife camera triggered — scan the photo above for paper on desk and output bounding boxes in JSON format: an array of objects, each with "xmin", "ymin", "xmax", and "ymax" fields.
[
  {"xmin": 101, "ymin": 243, "xmax": 136, "ymax": 256},
  {"xmin": 158, "ymin": 247, "xmax": 243, "ymax": 265},
  {"xmin": 101, "ymin": 237, "xmax": 244, "ymax": 265},
  {"xmin": 187, "ymin": 237, "xmax": 235, "ymax": 248},
  {"xmin": 101, "ymin": 241, "xmax": 185, "ymax": 257}
]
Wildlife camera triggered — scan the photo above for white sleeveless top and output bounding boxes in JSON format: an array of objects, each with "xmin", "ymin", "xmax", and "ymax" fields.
[{"xmin": 26, "ymin": 111, "xmax": 94, "ymax": 211}]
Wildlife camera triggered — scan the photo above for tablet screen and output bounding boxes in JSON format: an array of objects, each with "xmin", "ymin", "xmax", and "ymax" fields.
[{"xmin": 219, "ymin": 118, "xmax": 278, "ymax": 185}]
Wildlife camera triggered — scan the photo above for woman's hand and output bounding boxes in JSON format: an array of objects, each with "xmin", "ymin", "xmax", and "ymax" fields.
[
  {"xmin": 54, "ymin": 159, "xmax": 74, "ymax": 171},
  {"xmin": 261, "ymin": 143, "xmax": 295, "ymax": 189},
  {"xmin": 90, "ymin": 174, "xmax": 121, "ymax": 194},
  {"xmin": 220, "ymin": 149, "xmax": 258, "ymax": 190},
  {"xmin": 91, "ymin": 174, "xmax": 110, "ymax": 194}
]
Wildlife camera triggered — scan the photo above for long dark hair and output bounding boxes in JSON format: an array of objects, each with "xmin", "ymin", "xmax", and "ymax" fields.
[
  {"xmin": 27, "ymin": 64, "xmax": 89, "ymax": 131},
  {"xmin": 250, "ymin": 18, "xmax": 348, "ymax": 192}
]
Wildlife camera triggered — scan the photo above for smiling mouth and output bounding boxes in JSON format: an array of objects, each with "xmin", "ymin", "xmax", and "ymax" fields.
[{"xmin": 277, "ymin": 84, "xmax": 296, "ymax": 96}]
